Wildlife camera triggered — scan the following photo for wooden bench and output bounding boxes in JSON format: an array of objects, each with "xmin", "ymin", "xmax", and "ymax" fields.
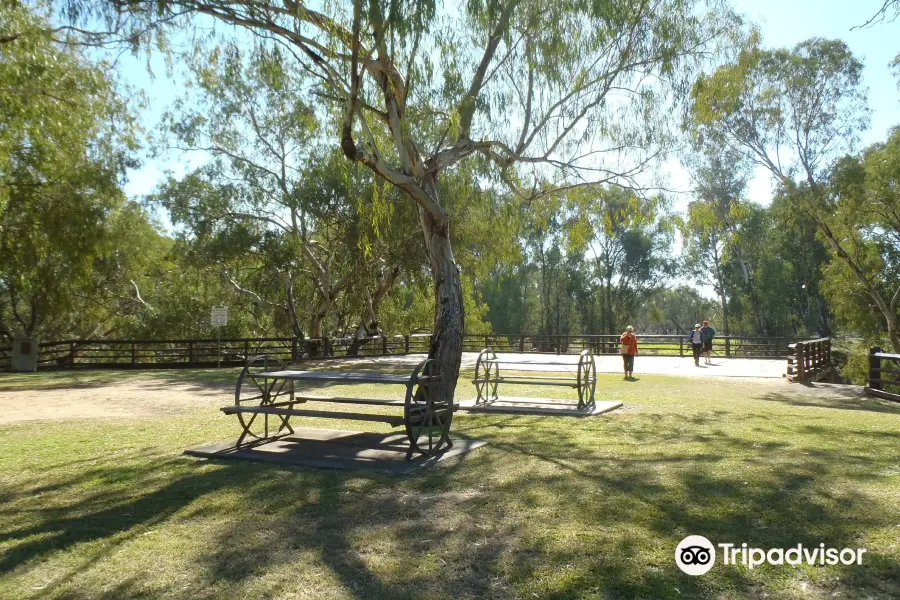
[
  {"xmin": 471, "ymin": 348, "xmax": 597, "ymax": 410},
  {"xmin": 224, "ymin": 356, "xmax": 454, "ymax": 458}
]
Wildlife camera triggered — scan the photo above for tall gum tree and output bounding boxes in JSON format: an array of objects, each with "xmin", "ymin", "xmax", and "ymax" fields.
[
  {"xmin": 84, "ymin": 0, "xmax": 739, "ymax": 400},
  {"xmin": 689, "ymin": 37, "xmax": 900, "ymax": 351}
]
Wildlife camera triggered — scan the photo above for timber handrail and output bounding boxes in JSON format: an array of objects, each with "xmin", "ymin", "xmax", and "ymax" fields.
[
  {"xmin": 786, "ymin": 338, "xmax": 833, "ymax": 383},
  {"xmin": 865, "ymin": 348, "xmax": 900, "ymax": 402},
  {"xmin": 3, "ymin": 332, "xmax": 809, "ymax": 371}
]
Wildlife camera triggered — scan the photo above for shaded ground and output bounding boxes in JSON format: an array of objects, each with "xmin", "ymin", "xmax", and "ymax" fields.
[{"xmin": 0, "ymin": 368, "xmax": 898, "ymax": 599}]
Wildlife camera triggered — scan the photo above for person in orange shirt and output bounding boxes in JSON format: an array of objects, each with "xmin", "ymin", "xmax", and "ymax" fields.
[{"xmin": 620, "ymin": 325, "xmax": 638, "ymax": 380}]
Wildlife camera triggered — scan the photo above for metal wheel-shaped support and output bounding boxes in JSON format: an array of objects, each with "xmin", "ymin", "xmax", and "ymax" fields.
[
  {"xmin": 234, "ymin": 355, "xmax": 295, "ymax": 445},
  {"xmin": 576, "ymin": 349, "xmax": 597, "ymax": 410},
  {"xmin": 404, "ymin": 358, "xmax": 452, "ymax": 458},
  {"xmin": 474, "ymin": 348, "xmax": 500, "ymax": 405}
]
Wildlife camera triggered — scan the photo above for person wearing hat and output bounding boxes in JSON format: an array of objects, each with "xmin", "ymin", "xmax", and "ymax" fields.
[
  {"xmin": 619, "ymin": 325, "xmax": 638, "ymax": 380},
  {"xmin": 700, "ymin": 320, "xmax": 716, "ymax": 365},
  {"xmin": 687, "ymin": 323, "xmax": 703, "ymax": 366}
]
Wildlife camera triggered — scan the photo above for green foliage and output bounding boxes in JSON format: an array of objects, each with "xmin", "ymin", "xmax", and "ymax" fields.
[
  {"xmin": 0, "ymin": 3, "xmax": 146, "ymax": 341},
  {"xmin": 635, "ymin": 285, "xmax": 720, "ymax": 334},
  {"xmin": 820, "ymin": 129, "xmax": 900, "ymax": 343}
]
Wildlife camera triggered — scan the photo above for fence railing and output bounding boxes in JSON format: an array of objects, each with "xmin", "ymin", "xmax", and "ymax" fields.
[
  {"xmin": 477, "ymin": 334, "xmax": 802, "ymax": 358},
  {"xmin": 0, "ymin": 332, "xmax": 805, "ymax": 371},
  {"xmin": 865, "ymin": 348, "xmax": 900, "ymax": 402},
  {"xmin": 786, "ymin": 338, "xmax": 833, "ymax": 383}
]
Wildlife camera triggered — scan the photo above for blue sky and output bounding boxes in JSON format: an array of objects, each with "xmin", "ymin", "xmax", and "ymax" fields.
[{"xmin": 121, "ymin": 1, "xmax": 900, "ymax": 211}]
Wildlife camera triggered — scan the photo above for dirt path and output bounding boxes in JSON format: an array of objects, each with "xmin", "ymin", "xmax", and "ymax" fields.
[
  {"xmin": 1, "ymin": 353, "xmax": 861, "ymax": 425},
  {"xmin": 0, "ymin": 379, "xmax": 233, "ymax": 424}
]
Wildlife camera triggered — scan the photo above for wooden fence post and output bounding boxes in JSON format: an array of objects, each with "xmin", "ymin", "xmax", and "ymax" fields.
[
  {"xmin": 382, "ymin": 335, "xmax": 388, "ymax": 355},
  {"xmin": 869, "ymin": 347, "xmax": 883, "ymax": 390},
  {"xmin": 725, "ymin": 337, "xmax": 731, "ymax": 357},
  {"xmin": 404, "ymin": 335, "xmax": 410, "ymax": 354},
  {"xmin": 679, "ymin": 338, "xmax": 683, "ymax": 357},
  {"xmin": 291, "ymin": 338, "xmax": 298, "ymax": 362},
  {"xmin": 187, "ymin": 341, "xmax": 193, "ymax": 364},
  {"xmin": 796, "ymin": 342, "xmax": 806, "ymax": 382},
  {"xmin": 519, "ymin": 335, "xmax": 525, "ymax": 353},
  {"xmin": 132, "ymin": 342, "xmax": 137, "ymax": 365}
]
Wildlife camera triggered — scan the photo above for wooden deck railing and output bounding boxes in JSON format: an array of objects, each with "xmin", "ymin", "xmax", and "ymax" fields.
[
  {"xmin": 0, "ymin": 332, "xmax": 806, "ymax": 371},
  {"xmin": 786, "ymin": 338, "xmax": 833, "ymax": 383},
  {"xmin": 865, "ymin": 348, "xmax": 900, "ymax": 402}
]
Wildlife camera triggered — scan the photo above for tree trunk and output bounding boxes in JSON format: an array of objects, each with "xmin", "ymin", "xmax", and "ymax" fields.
[
  {"xmin": 420, "ymin": 181, "xmax": 464, "ymax": 404},
  {"xmin": 719, "ymin": 290, "xmax": 730, "ymax": 337},
  {"xmin": 814, "ymin": 293, "xmax": 831, "ymax": 337},
  {"xmin": 348, "ymin": 266, "xmax": 400, "ymax": 357}
]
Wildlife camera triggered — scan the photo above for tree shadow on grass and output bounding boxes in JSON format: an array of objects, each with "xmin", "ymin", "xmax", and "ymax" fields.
[
  {"xmin": 3, "ymin": 409, "xmax": 899, "ymax": 599},
  {"xmin": 755, "ymin": 386, "xmax": 900, "ymax": 414}
]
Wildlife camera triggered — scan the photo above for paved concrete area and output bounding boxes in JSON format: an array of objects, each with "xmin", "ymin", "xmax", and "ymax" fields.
[
  {"xmin": 320, "ymin": 353, "xmax": 787, "ymax": 379},
  {"xmin": 185, "ymin": 427, "xmax": 488, "ymax": 474},
  {"xmin": 458, "ymin": 397, "xmax": 623, "ymax": 416}
]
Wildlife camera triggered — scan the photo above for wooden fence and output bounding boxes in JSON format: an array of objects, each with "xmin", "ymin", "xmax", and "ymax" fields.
[
  {"xmin": 786, "ymin": 338, "xmax": 833, "ymax": 383},
  {"xmin": 865, "ymin": 348, "xmax": 900, "ymax": 402},
  {"xmin": 0, "ymin": 332, "xmax": 805, "ymax": 371}
]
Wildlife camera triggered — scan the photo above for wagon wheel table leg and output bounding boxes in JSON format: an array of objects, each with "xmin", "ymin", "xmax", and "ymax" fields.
[
  {"xmin": 577, "ymin": 350, "xmax": 597, "ymax": 410},
  {"xmin": 474, "ymin": 348, "xmax": 499, "ymax": 405},
  {"xmin": 404, "ymin": 358, "xmax": 452, "ymax": 459},
  {"xmin": 234, "ymin": 355, "xmax": 295, "ymax": 445}
]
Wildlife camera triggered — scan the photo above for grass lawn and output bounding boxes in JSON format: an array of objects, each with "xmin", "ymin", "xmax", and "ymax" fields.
[{"xmin": 0, "ymin": 367, "xmax": 899, "ymax": 599}]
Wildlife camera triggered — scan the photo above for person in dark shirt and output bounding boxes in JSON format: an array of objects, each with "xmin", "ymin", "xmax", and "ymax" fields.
[{"xmin": 700, "ymin": 320, "xmax": 716, "ymax": 365}]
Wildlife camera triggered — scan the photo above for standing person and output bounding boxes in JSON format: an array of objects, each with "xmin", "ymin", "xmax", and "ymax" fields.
[
  {"xmin": 620, "ymin": 325, "xmax": 638, "ymax": 380},
  {"xmin": 700, "ymin": 320, "xmax": 716, "ymax": 365},
  {"xmin": 688, "ymin": 324, "xmax": 703, "ymax": 366}
]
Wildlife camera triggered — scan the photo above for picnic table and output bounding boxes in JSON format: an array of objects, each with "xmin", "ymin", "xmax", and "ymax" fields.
[
  {"xmin": 472, "ymin": 348, "xmax": 597, "ymax": 410},
  {"xmin": 222, "ymin": 356, "xmax": 454, "ymax": 459}
]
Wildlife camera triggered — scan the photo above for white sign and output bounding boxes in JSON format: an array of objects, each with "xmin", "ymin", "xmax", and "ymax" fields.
[{"xmin": 211, "ymin": 306, "xmax": 229, "ymax": 327}]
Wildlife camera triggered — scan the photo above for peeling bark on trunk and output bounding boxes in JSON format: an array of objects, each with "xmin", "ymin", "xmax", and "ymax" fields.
[{"xmin": 420, "ymin": 179, "xmax": 463, "ymax": 403}]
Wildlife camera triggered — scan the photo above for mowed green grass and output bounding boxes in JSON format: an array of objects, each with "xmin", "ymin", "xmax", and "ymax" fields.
[{"xmin": 1, "ymin": 367, "xmax": 899, "ymax": 600}]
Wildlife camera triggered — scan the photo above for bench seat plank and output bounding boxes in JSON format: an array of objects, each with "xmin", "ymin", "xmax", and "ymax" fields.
[
  {"xmin": 255, "ymin": 370, "xmax": 412, "ymax": 384},
  {"xmin": 222, "ymin": 405, "xmax": 404, "ymax": 426},
  {"xmin": 472, "ymin": 377, "xmax": 578, "ymax": 387},
  {"xmin": 294, "ymin": 395, "xmax": 406, "ymax": 406}
]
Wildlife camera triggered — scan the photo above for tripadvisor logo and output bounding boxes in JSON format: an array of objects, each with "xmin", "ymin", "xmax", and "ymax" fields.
[
  {"xmin": 675, "ymin": 536, "xmax": 867, "ymax": 576},
  {"xmin": 676, "ymin": 535, "xmax": 716, "ymax": 575}
]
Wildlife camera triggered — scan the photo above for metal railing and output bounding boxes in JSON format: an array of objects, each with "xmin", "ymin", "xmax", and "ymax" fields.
[{"xmin": 0, "ymin": 332, "xmax": 804, "ymax": 371}]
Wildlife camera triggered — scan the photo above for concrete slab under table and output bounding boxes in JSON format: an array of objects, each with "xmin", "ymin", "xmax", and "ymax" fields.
[
  {"xmin": 185, "ymin": 427, "xmax": 488, "ymax": 475},
  {"xmin": 458, "ymin": 396, "xmax": 623, "ymax": 416}
]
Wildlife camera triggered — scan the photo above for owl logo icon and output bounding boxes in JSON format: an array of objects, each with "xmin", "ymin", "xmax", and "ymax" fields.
[{"xmin": 675, "ymin": 536, "xmax": 716, "ymax": 575}]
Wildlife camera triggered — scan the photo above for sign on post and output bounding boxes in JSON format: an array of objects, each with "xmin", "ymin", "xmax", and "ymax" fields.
[
  {"xmin": 211, "ymin": 306, "xmax": 229, "ymax": 327},
  {"xmin": 211, "ymin": 306, "xmax": 228, "ymax": 368}
]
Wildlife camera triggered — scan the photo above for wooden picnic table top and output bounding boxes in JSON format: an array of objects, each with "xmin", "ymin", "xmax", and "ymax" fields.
[{"xmin": 256, "ymin": 370, "xmax": 414, "ymax": 384}]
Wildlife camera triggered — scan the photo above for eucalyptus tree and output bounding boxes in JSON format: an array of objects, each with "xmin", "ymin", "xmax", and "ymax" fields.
[
  {"xmin": 856, "ymin": 1, "xmax": 899, "ymax": 27},
  {"xmin": 568, "ymin": 186, "xmax": 675, "ymax": 334},
  {"xmin": 689, "ymin": 37, "xmax": 900, "ymax": 350},
  {"xmin": 81, "ymin": 0, "xmax": 738, "ymax": 399},
  {"xmin": 0, "ymin": 2, "xmax": 149, "ymax": 342},
  {"xmin": 681, "ymin": 150, "xmax": 755, "ymax": 336},
  {"xmin": 821, "ymin": 130, "xmax": 900, "ymax": 348},
  {"xmin": 155, "ymin": 43, "xmax": 422, "ymax": 351},
  {"xmin": 637, "ymin": 285, "xmax": 719, "ymax": 334}
]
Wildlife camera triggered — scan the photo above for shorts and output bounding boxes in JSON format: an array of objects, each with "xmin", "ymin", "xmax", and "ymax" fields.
[
  {"xmin": 623, "ymin": 354, "xmax": 634, "ymax": 371},
  {"xmin": 703, "ymin": 342, "xmax": 712, "ymax": 352}
]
